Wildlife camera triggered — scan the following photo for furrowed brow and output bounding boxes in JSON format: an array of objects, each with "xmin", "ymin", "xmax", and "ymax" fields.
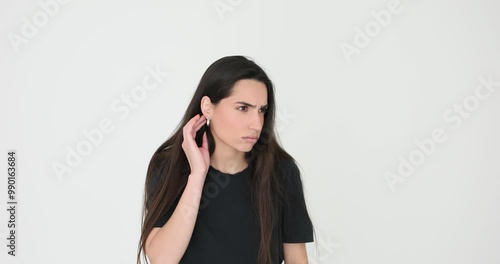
[{"xmin": 235, "ymin": 101, "xmax": 268, "ymax": 109}]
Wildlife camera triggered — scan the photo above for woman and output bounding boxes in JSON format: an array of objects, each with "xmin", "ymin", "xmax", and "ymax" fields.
[{"xmin": 137, "ymin": 55, "xmax": 316, "ymax": 264}]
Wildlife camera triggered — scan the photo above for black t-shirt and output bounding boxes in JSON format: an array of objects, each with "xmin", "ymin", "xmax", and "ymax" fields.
[{"xmin": 149, "ymin": 159, "xmax": 314, "ymax": 263}]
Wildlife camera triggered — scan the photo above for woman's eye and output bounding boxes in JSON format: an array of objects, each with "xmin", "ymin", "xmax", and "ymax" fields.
[{"xmin": 238, "ymin": 106, "xmax": 267, "ymax": 113}]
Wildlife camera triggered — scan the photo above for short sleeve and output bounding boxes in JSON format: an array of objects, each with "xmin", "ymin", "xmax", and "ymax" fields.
[
  {"xmin": 282, "ymin": 160, "xmax": 314, "ymax": 243},
  {"xmin": 147, "ymin": 158, "xmax": 182, "ymax": 228}
]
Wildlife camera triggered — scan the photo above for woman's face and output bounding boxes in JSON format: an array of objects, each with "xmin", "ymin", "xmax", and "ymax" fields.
[{"xmin": 204, "ymin": 79, "xmax": 268, "ymax": 154}]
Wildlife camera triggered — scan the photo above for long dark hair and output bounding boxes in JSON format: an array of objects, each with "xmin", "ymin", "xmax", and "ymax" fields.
[{"xmin": 137, "ymin": 55, "xmax": 317, "ymax": 264}]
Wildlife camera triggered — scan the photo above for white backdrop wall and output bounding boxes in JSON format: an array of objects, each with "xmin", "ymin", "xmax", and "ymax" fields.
[{"xmin": 1, "ymin": 0, "xmax": 499, "ymax": 263}]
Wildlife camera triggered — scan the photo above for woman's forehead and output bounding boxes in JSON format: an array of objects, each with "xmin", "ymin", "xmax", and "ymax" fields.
[{"xmin": 227, "ymin": 79, "xmax": 267, "ymax": 103}]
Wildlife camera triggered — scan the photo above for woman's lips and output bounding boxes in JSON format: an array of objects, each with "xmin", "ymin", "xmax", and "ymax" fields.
[{"xmin": 243, "ymin": 137, "xmax": 258, "ymax": 143}]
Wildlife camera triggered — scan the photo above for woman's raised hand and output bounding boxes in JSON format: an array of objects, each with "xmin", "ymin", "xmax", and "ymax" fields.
[{"xmin": 181, "ymin": 114, "xmax": 210, "ymax": 178}]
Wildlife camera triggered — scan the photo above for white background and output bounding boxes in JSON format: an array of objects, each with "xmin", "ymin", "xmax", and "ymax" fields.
[{"xmin": 1, "ymin": 0, "xmax": 500, "ymax": 263}]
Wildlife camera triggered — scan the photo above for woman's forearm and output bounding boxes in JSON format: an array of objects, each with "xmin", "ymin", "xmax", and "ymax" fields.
[{"xmin": 146, "ymin": 174, "xmax": 205, "ymax": 264}]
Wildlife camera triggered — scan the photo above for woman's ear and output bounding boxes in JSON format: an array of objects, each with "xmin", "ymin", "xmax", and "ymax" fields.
[{"xmin": 200, "ymin": 96, "xmax": 212, "ymax": 118}]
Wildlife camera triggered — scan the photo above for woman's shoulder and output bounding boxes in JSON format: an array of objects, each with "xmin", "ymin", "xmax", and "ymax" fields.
[
  {"xmin": 276, "ymin": 157, "xmax": 300, "ymax": 175},
  {"xmin": 272, "ymin": 157, "xmax": 303, "ymax": 189}
]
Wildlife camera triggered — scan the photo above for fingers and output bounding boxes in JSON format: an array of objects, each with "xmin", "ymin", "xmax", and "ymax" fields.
[
  {"xmin": 184, "ymin": 114, "xmax": 207, "ymax": 141},
  {"xmin": 194, "ymin": 116, "xmax": 207, "ymax": 132},
  {"xmin": 191, "ymin": 115, "xmax": 206, "ymax": 137},
  {"xmin": 183, "ymin": 115, "xmax": 198, "ymax": 145},
  {"xmin": 182, "ymin": 115, "xmax": 209, "ymax": 173}
]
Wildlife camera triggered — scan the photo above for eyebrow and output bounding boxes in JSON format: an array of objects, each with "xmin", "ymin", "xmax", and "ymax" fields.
[{"xmin": 235, "ymin": 101, "xmax": 268, "ymax": 108}]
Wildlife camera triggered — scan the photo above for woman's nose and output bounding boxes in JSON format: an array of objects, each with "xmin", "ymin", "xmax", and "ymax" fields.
[{"xmin": 249, "ymin": 111, "xmax": 263, "ymax": 130}]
